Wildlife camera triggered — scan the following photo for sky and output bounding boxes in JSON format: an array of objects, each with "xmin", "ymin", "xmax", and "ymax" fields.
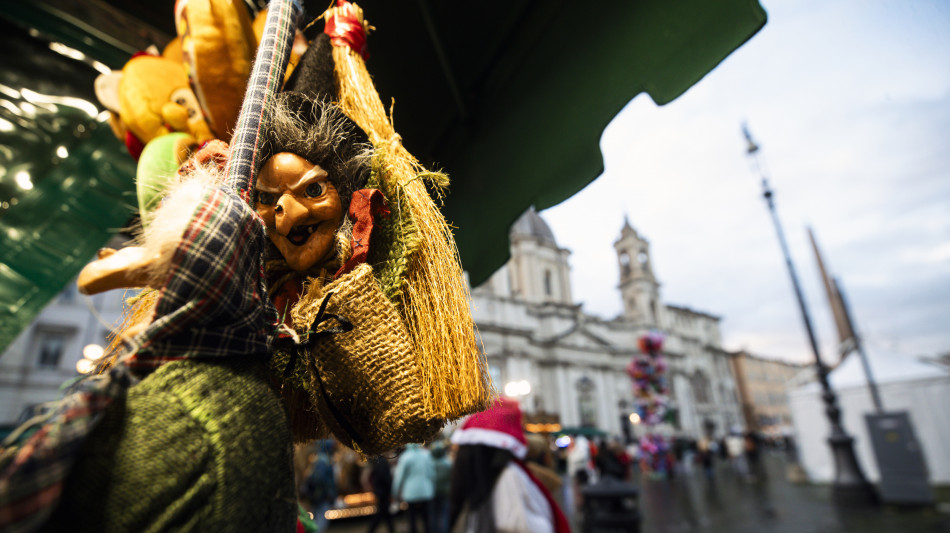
[{"xmin": 541, "ymin": 0, "xmax": 950, "ymax": 364}]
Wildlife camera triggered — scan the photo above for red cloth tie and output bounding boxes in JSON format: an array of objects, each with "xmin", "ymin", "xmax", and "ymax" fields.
[{"xmin": 335, "ymin": 189, "xmax": 389, "ymax": 278}]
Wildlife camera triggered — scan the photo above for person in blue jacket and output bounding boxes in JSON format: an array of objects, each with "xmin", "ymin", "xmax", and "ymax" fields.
[{"xmin": 393, "ymin": 443, "xmax": 435, "ymax": 533}]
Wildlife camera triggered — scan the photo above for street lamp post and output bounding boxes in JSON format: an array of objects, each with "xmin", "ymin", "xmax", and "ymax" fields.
[{"xmin": 745, "ymin": 126, "xmax": 877, "ymax": 506}]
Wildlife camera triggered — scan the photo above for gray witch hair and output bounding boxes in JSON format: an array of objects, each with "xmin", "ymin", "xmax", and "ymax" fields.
[{"xmin": 254, "ymin": 92, "xmax": 374, "ymax": 209}]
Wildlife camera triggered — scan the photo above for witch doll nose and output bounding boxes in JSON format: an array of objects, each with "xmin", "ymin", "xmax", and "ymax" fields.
[{"xmin": 275, "ymin": 195, "xmax": 307, "ymax": 235}]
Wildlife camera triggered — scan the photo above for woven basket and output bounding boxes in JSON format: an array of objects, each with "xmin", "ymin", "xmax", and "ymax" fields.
[{"xmin": 293, "ymin": 264, "xmax": 444, "ymax": 455}]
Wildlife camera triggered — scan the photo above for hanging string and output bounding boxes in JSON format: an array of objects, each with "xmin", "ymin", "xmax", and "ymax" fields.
[{"xmin": 225, "ymin": 0, "xmax": 303, "ymax": 197}]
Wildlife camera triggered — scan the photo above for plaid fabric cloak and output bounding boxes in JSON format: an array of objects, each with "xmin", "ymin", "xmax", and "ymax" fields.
[{"xmin": 0, "ymin": 187, "xmax": 276, "ymax": 532}]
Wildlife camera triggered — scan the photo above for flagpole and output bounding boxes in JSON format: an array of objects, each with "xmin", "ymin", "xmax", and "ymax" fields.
[
  {"xmin": 743, "ymin": 124, "xmax": 877, "ymax": 506},
  {"xmin": 833, "ymin": 278, "xmax": 885, "ymax": 413}
]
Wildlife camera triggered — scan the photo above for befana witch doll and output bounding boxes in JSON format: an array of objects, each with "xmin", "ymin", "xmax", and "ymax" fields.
[{"xmin": 245, "ymin": 5, "xmax": 493, "ymax": 454}]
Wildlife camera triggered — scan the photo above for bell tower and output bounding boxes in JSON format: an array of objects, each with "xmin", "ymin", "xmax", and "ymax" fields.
[{"xmin": 614, "ymin": 216, "xmax": 661, "ymax": 326}]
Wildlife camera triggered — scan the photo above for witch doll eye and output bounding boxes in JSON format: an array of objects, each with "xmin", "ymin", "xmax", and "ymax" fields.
[
  {"xmin": 257, "ymin": 191, "xmax": 276, "ymax": 205},
  {"xmin": 305, "ymin": 182, "xmax": 325, "ymax": 198}
]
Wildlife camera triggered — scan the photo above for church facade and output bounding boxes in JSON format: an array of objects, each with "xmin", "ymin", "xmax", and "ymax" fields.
[{"xmin": 470, "ymin": 209, "xmax": 743, "ymax": 440}]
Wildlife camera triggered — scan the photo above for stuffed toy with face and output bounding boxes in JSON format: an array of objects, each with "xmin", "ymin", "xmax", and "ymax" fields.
[{"xmin": 95, "ymin": 53, "xmax": 213, "ymax": 159}]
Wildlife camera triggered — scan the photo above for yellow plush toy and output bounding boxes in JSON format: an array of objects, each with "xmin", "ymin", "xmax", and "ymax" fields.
[
  {"xmin": 162, "ymin": 36, "xmax": 183, "ymax": 62},
  {"xmin": 175, "ymin": 0, "xmax": 257, "ymax": 141},
  {"xmin": 95, "ymin": 53, "xmax": 213, "ymax": 159}
]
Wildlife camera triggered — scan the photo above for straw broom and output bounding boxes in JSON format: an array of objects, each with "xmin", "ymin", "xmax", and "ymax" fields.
[{"xmin": 324, "ymin": 1, "xmax": 493, "ymax": 419}]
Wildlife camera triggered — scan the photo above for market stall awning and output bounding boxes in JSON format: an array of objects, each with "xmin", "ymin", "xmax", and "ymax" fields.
[
  {"xmin": 557, "ymin": 426, "xmax": 608, "ymax": 438},
  {"xmin": 0, "ymin": 0, "xmax": 766, "ymax": 352}
]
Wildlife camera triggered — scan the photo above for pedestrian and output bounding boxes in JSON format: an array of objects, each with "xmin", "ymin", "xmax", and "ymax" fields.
[
  {"xmin": 430, "ymin": 441, "xmax": 453, "ymax": 533},
  {"xmin": 302, "ymin": 440, "xmax": 338, "ymax": 533},
  {"xmin": 393, "ymin": 443, "xmax": 435, "ymax": 533},
  {"xmin": 672, "ymin": 436, "xmax": 686, "ymax": 475},
  {"xmin": 744, "ymin": 431, "xmax": 762, "ymax": 481},
  {"xmin": 525, "ymin": 433, "xmax": 563, "ymax": 496},
  {"xmin": 367, "ymin": 455, "xmax": 395, "ymax": 533},
  {"xmin": 725, "ymin": 429, "xmax": 749, "ymax": 479},
  {"xmin": 616, "ymin": 440, "xmax": 634, "ymax": 481},
  {"xmin": 783, "ymin": 431, "xmax": 799, "ymax": 462},
  {"xmin": 566, "ymin": 434, "xmax": 593, "ymax": 514},
  {"xmin": 697, "ymin": 435, "xmax": 715, "ymax": 479},
  {"xmin": 594, "ymin": 438, "xmax": 627, "ymax": 480},
  {"xmin": 449, "ymin": 397, "xmax": 571, "ymax": 533},
  {"xmin": 682, "ymin": 437, "xmax": 697, "ymax": 475}
]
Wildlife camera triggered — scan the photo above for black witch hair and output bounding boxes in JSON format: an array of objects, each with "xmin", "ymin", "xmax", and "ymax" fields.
[
  {"xmin": 255, "ymin": 92, "xmax": 373, "ymax": 214},
  {"xmin": 254, "ymin": 33, "xmax": 373, "ymax": 213}
]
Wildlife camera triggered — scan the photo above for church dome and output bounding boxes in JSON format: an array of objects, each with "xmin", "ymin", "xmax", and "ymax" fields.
[{"xmin": 510, "ymin": 207, "xmax": 557, "ymax": 246}]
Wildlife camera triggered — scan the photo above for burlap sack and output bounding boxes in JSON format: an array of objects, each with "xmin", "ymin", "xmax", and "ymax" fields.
[{"xmin": 293, "ymin": 263, "xmax": 443, "ymax": 455}]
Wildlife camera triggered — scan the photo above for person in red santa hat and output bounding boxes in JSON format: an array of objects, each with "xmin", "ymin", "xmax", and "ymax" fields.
[{"xmin": 449, "ymin": 397, "xmax": 571, "ymax": 533}]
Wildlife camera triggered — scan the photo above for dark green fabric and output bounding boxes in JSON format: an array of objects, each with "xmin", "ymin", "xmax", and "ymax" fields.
[
  {"xmin": 43, "ymin": 358, "xmax": 297, "ymax": 532},
  {"xmin": 0, "ymin": 17, "xmax": 137, "ymax": 353},
  {"xmin": 430, "ymin": 0, "xmax": 769, "ymax": 284}
]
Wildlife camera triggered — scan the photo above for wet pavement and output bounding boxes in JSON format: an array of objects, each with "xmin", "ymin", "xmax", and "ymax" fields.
[
  {"xmin": 324, "ymin": 453, "xmax": 950, "ymax": 532},
  {"xmin": 632, "ymin": 454, "xmax": 950, "ymax": 533}
]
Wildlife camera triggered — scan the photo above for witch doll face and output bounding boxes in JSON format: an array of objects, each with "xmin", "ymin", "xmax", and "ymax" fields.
[{"xmin": 255, "ymin": 152, "xmax": 344, "ymax": 272}]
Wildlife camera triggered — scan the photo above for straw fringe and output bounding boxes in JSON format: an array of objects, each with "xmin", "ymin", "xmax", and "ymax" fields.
[
  {"xmin": 97, "ymin": 289, "xmax": 159, "ymax": 373},
  {"xmin": 365, "ymin": 147, "xmax": 420, "ymax": 302},
  {"xmin": 328, "ymin": 9, "xmax": 493, "ymax": 419}
]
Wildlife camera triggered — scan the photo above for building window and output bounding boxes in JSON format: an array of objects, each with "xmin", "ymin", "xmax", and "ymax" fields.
[
  {"xmin": 35, "ymin": 330, "xmax": 70, "ymax": 369},
  {"xmin": 543, "ymin": 270, "xmax": 552, "ymax": 296},
  {"xmin": 576, "ymin": 376, "xmax": 598, "ymax": 427},
  {"xmin": 619, "ymin": 253, "xmax": 631, "ymax": 277},
  {"xmin": 691, "ymin": 371, "xmax": 711, "ymax": 404},
  {"xmin": 488, "ymin": 363, "xmax": 503, "ymax": 387},
  {"xmin": 58, "ymin": 281, "xmax": 77, "ymax": 304}
]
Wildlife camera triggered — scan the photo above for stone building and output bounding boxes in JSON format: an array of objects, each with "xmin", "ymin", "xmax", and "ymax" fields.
[
  {"xmin": 471, "ymin": 209, "xmax": 743, "ymax": 439},
  {"xmin": 0, "ymin": 281, "xmax": 126, "ymax": 426},
  {"xmin": 729, "ymin": 350, "xmax": 807, "ymax": 433}
]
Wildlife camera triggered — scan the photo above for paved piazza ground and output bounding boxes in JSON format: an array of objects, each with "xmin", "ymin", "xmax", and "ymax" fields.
[{"xmin": 324, "ymin": 453, "xmax": 950, "ymax": 533}]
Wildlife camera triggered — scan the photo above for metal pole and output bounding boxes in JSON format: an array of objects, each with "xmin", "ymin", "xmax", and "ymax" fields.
[
  {"xmin": 744, "ymin": 124, "xmax": 876, "ymax": 505},
  {"xmin": 759, "ymin": 176, "xmax": 877, "ymax": 506},
  {"xmin": 833, "ymin": 278, "xmax": 885, "ymax": 413}
]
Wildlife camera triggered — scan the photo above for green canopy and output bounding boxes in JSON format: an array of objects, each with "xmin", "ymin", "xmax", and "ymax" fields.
[
  {"xmin": 557, "ymin": 426, "xmax": 608, "ymax": 438},
  {"xmin": 0, "ymin": 0, "xmax": 766, "ymax": 352},
  {"xmin": 0, "ymin": 16, "xmax": 136, "ymax": 352}
]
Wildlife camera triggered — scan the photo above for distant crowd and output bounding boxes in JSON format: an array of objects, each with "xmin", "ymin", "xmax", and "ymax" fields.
[{"xmin": 296, "ymin": 407, "xmax": 794, "ymax": 532}]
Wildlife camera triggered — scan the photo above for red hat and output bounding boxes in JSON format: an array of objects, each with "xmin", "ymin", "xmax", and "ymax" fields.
[{"xmin": 451, "ymin": 397, "xmax": 528, "ymax": 459}]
